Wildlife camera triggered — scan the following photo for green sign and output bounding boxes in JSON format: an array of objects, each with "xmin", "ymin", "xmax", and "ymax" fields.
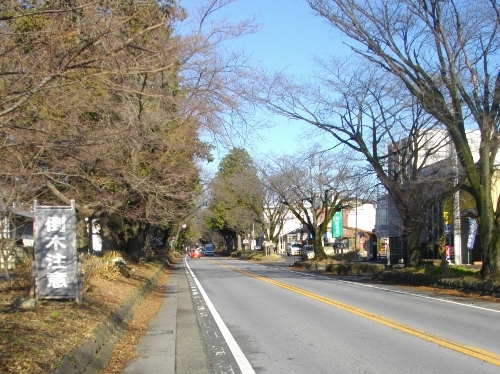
[{"xmin": 331, "ymin": 211, "xmax": 343, "ymax": 237}]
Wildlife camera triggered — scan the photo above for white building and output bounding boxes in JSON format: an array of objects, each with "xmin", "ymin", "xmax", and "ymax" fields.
[
  {"xmin": 346, "ymin": 202, "xmax": 377, "ymax": 233},
  {"xmin": 376, "ymin": 129, "xmax": 494, "ymax": 265}
]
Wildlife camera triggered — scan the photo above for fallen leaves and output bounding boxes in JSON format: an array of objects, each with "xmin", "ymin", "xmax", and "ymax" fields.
[{"xmin": 0, "ymin": 261, "xmax": 165, "ymax": 374}]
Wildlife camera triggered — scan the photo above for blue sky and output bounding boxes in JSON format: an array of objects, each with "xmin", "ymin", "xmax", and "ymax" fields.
[{"xmin": 178, "ymin": 0, "xmax": 350, "ymax": 170}]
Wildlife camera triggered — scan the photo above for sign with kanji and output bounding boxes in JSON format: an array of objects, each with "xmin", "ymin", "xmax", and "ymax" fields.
[
  {"xmin": 467, "ymin": 218, "xmax": 478, "ymax": 250},
  {"xmin": 331, "ymin": 211, "xmax": 343, "ymax": 237},
  {"xmin": 34, "ymin": 201, "xmax": 77, "ymax": 299}
]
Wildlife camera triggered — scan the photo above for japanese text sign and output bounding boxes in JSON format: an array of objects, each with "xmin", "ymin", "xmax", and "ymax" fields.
[
  {"xmin": 331, "ymin": 211, "xmax": 343, "ymax": 238},
  {"xmin": 34, "ymin": 204, "xmax": 77, "ymax": 298}
]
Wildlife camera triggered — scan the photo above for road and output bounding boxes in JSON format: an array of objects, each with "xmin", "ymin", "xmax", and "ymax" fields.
[{"xmin": 184, "ymin": 255, "xmax": 500, "ymax": 374}]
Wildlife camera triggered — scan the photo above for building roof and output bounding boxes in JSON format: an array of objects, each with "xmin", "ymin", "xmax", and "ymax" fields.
[{"xmin": 9, "ymin": 208, "xmax": 34, "ymax": 219}]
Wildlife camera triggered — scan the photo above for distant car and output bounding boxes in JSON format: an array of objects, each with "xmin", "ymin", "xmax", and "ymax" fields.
[
  {"xmin": 204, "ymin": 243, "xmax": 214, "ymax": 256},
  {"xmin": 286, "ymin": 242, "xmax": 302, "ymax": 256},
  {"xmin": 301, "ymin": 245, "xmax": 315, "ymax": 260},
  {"xmin": 189, "ymin": 248, "xmax": 201, "ymax": 259}
]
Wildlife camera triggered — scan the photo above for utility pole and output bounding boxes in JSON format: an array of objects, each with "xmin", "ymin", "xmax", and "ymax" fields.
[
  {"xmin": 355, "ymin": 190, "xmax": 358, "ymax": 255},
  {"xmin": 451, "ymin": 144, "xmax": 462, "ymax": 265},
  {"xmin": 251, "ymin": 222, "xmax": 255, "ymax": 250}
]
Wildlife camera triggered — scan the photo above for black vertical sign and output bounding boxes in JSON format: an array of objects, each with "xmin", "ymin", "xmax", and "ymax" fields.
[{"xmin": 34, "ymin": 203, "xmax": 77, "ymax": 299}]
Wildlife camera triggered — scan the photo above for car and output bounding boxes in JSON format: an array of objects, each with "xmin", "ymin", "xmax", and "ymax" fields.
[
  {"xmin": 189, "ymin": 248, "xmax": 201, "ymax": 259},
  {"xmin": 286, "ymin": 242, "xmax": 302, "ymax": 256},
  {"xmin": 301, "ymin": 245, "xmax": 315, "ymax": 260},
  {"xmin": 204, "ymin": 243, "xmax": 214, "ymax": 256}
]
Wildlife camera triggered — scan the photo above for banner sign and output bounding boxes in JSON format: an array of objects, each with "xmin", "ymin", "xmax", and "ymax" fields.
[
  {"xmin": 445, "ymin": 245, "xmax": 454, "ymax": 262},
  {"xmin": 331, "ymin": 211, "xmax": 343, "ymax": 238},
  {"xmin": 34, "ymin": 202, "xmax": 77, "ymax": 298},
  {"xmin": 467, "ymin": 218, "xmax": 478, "ymax": 250}
]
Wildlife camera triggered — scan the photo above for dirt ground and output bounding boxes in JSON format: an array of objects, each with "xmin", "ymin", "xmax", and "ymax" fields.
[
  {"xmin": 0, "ymin": 260, "xmax": 169, "ymax": 374},
  {"xmin": 98, "ymin": 268, "xmax": 169, "ymax": 374}
]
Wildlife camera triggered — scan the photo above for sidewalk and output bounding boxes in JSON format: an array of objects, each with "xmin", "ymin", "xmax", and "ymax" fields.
[{"xmin": 122, "ymin": 260, "xmax": 211, "ymax": 374}]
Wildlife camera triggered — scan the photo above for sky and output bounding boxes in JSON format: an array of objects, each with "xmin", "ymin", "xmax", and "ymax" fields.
[{"xmin": 178, "ymin": 0, "xmax": 350, "ymax": 172}]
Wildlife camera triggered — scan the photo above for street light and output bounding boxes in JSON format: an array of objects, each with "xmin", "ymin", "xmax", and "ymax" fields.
[{"xmin": 172, "ymin": 223, "xmax": 187, "ymax": 251}]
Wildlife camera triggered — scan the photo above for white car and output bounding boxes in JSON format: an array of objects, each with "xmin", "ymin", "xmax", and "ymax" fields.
[
  {"xmin": 301, "ymin": 245, "xmax": 315, "ymax": 260},
  {"xmin": 286, "ymin": 242, "xmax": 302, "ymax": 256}
]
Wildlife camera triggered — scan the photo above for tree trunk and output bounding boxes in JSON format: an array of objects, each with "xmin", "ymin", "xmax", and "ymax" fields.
[
  {"xmin": 126, "ymin": 222, "xmax": 147, "ymax": 261},
  {"xmin": 406, "ymin": 224, "xmax": 423, "ymax": 267},
  {"xmin": 312, "ymin": 234, "xmax": 327, "ymax": 260},
  {"xmin": 0, "ymin": 240, "xmax": 14, "ymax": 288},
  {"xmin": 491, "ymin": 207, "xmax": 500, "ymax": 274},
  {"xmin": 437, "ymin": 234, "xmax": 449, "ymax": 271},
  {"xmin": 237, "ymin": 234, "xmax": 242, "ymax": 251},
  {"xmin": 222, "ymin": 231, "xmax": 235, "ymax": 253},
  {"xmin": 76, "ymin": 215, "xmax": 89, "ymax": 253},
  {"xmin": 479, "ymin": 204, "xmax": 495, "ymax": 277},
  {"xmin": 0, "ymin": 252, "xmax": 12, "ymax": 288},
  {"xmin": 475, "ymin": 170, "xmax": 498, "ymax": 277},
  {"xmin": 99, "ymin": 215, "xmax": 116, "ymax": 253}
]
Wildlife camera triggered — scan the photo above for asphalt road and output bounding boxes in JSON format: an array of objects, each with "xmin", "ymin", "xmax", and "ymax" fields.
[{"xmin": 185, "ymin": 256, "xmax": 500, "ymax": 374}]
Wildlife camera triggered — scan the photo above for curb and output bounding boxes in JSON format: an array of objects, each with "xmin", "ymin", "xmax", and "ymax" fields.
[
  {"xmin": 50, "ymin": 262, "xmax": 167, "ymax": 374},
  {"xmin": 374, "ymin": 270, "xmax": 500, "ymax": 297},
  {"xmin": 291, "ymin": 260, "xmax": 500, "ymax": 298}
]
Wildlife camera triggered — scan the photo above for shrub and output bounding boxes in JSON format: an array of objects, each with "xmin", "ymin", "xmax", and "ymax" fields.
[
  {"xmin": 0, "ymin": 258, "xmax": 33, "ymax": 289},
  {"xmin": 81, "ymin": 251, "xmax": 126, "ymax": 291},
  {"xmin": 230, "ymin": 250, "xmax": 253, "ymax": 258},
  {"xmin": 329, "ymin": 251, "xmax": 358, "ymax": 262},
  {"xmin": 324, "ymin": 262, "xmax": 385, "ymax": 274}
]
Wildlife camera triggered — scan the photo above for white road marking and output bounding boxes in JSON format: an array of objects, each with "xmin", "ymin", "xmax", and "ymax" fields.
[
  {"xmin": 268, "ymin": 265, "xmax": 500, "ymax": 313},
  {"xmin": 185, "ymin": 258, "xmax": 255, "ymax": 374}
]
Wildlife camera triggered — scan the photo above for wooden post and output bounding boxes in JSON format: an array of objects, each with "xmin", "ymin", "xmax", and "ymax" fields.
[
  {"xmin": 75, "ymin": 262, "xmax": 83, "ymax": 304},
  {"xmin": 30, "ymin": 260, "xmax": 37, "ymax": 299}
]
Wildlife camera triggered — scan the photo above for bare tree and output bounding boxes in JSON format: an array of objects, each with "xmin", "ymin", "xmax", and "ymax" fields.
[
  {"xmin": 258, "ymin": 174, "xmax": 289, "ymax": 249},
  {"xmin": 262, "ymin": 146, "xmax": 371, "ymax": 259},
  {"xmin": 305, "ymin": 0, "xmax": 500, "ymax": 276},
  {"xmin": 257, "ymin": 60, "xmax": 461, "ymax": 265},
  {"xmin": 0, "ymin": 152, "xmax": 37, "ymax": 288},
  {"xmin": 176, "ymin": 0, "xmax": 261, "ymax": 148}
]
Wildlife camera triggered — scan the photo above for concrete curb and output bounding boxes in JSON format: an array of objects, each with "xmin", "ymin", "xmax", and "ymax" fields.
[
  {"xmin": 437, "ymin": 278, "xmax": 500, "ymax": 297},
  {"xmin": 50, "ymin": 262, "xmax": 167, "ymax": 374},
  {"xmin": 374, "ymin": 270, "xmax": 500, "ymax": 297}
]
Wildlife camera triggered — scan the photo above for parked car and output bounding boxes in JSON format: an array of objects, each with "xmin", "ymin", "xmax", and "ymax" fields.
[
  {"xmin": 301, "ymin": 245, "xmax": 315, "ymax": 260},
  {"xmin": 189, "ymin": 248, "xmax": 201, "ymax": 259},
  {"xmin": 286, "ymin": 242, "xmax": 302, "ymax": 256},
  {"xmin": 204, "ymin": 243, "xmax": 215, "ymax": 256}
]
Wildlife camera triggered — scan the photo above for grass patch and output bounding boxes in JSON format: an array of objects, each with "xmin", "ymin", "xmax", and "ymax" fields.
[
  {"xmin": 448, "ymin": 266, "xmax": 481, "ymax": 278},
  {"xmin": 411, "ymin": 264, "xmax": 481, "ymax": 279}
]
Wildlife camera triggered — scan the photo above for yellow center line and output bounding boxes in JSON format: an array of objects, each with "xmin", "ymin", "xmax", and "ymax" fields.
[{"xmin": 212, "ymin": 260, "xmax": 500, "ymax": 366}]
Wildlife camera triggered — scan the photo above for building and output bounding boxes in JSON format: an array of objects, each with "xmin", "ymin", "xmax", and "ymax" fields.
[
  {"xmin": 376, "ymin": 130, "xmax": 496, "ymax": 265},
  {"xmin": 0, "ymin": 207, "xmax": 34, "ymax": 269}
]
